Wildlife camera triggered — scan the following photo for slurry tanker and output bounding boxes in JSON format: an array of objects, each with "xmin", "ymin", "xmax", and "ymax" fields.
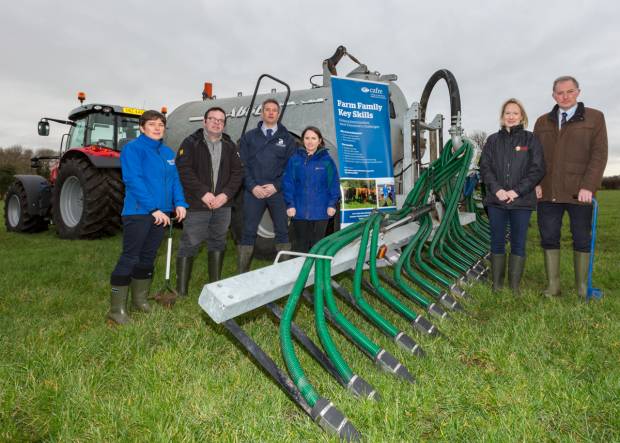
[{"xmin": 4, "ymin": 46, "xmax": 464, "ymax": 259}]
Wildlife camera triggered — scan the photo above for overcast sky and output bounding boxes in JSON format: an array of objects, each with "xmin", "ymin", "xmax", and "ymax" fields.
[{"xmin": 2, "ymin": 0, "xmax": 619, "ymax": 174}]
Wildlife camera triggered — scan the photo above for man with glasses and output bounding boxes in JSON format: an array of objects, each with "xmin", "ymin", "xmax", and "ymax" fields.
[
  {"xmin": 175, "ymin": 107, "xmax": 243, "ymax": 295},
  {"xmin": 237, "ymin": 98, "xmax": 296, "ymax": 273},
  {"xmin": 534, "ymin": 76, "xmax": 608, "ymax": 298}
]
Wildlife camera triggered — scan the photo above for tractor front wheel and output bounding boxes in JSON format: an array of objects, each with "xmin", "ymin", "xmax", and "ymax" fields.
[{"xmin": 4, "ymin": 181, "xmax": 49, "ymax": 233}]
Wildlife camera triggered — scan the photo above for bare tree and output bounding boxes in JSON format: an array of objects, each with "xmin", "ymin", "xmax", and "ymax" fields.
[{"xmin": 467, "ymin": 130, "xmax": 488, "ymax": 149}]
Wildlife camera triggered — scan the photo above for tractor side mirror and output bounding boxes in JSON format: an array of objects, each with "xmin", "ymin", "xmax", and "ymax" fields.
[{"xmin": 38, "ymin": 120, "xmax": 50, "ymax": 136}]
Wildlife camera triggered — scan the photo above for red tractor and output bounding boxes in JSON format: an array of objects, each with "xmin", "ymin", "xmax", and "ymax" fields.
[{"xmin": 4, "ymin": 93, "xmax": 143, "ymax": 238}]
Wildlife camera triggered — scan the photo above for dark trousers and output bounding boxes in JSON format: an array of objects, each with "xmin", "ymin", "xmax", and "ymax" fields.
[
  {"xmin": 487, "ymin": 206, "xmax": 532, "ymax": 257},
  {"xmin": 110, "ymin": 215, "xmax": 164, "ymax": 285},
  {"xmin": 241, "ymin": 190, "xmax": 289, "ymax": 245},
  {"xmin": 292, "ymin": 219, "xmax": 329, "ymax": 253},
  {"xmin": 537, "ymin": 201, "xmax": 592, "ymax": 252},
  {"xmin": 178, "ymin": 208, "xmax": 231, "ymax": 256}
]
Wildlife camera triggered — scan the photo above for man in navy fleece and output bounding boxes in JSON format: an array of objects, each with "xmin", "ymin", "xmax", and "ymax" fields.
[{"xmin": 237, "ymin": 98, "xmax": 296, "ymax": 272}]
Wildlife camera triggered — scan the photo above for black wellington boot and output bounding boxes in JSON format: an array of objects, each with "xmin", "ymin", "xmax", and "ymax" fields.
[
  {"xmin": 176, "ymin": 256, "xmax": 194, "ymax": 297},
  {"xmin": 237, "ymin": 245, "xmax": 254, "ymax": 274},
  {"xmin": 208, "ymin": 251, "xmax": 225, "ymax": 283}
]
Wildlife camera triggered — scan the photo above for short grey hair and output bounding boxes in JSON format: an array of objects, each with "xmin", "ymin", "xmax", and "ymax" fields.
[{"xmin": 553, "ymin": 76, "xmax": 580, "ymax": 92}]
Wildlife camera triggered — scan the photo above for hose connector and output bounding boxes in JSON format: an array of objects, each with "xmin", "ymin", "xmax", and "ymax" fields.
[
  {"xmin": 428, "ymin": 302, "xmax": 449, "ymax": 320},
  {"xmin": 311, "ymin": 398, "xmax": 361, "ymax": 442},
  {"xmin": 346, "ymin": 375, "xmax": 381, "ymax": 401},
  {"xmin": 374, "ymin": 349, "xmax": 415, "ymax": 383},
  {"xmin": 449, "ymin": 284, "xmax": 470, "ymax": 300},
  {"xmin": 394, "ymin": 331, "xmax": 425, "ymax": 357},
  {"xmin": 438, "ymin": 292, "xmax": 464, "ymax": 312},
  {"xmin": 412, "ymin": 314, "xmax": 439, "ymax": 337}
]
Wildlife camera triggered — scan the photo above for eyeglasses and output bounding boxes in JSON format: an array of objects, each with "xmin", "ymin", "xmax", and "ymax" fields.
[{"xmin": 206, "ymin": 117, "xmax": 225, "ymax": 124}]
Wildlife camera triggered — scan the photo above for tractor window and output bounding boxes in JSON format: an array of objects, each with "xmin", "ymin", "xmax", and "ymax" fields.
[
  {"xmin": 67, "ymin": 118, "xmax": 87, "ymax": 149},
  {"xmin": 117, "ymin": 116, "xmax": 141, "ymax": 150},
  {"xmin": 86, "ymin": 113, "xmax": 115, "ymax": 149}
]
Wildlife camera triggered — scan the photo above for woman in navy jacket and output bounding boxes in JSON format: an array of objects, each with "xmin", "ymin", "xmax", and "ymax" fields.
[
  {"xmin": 479, "ymin": 98, "xmax": 545, "ymax": 294},
  {"xmin": 108, "ymin": 110, "xmax": 188, "ymax": 325},
  {"xmin": 283, "ymin": 126, "xmax": 341, "ymax": 253}
]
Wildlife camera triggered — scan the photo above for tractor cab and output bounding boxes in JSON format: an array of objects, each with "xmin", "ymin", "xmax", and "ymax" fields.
[
  {"xmin": 38, "ymin": 99, "xmax": 143, "ymax": 156},
  {"xmin": 64, "ymin": 104, "xmax": 143, "ymax": 152}
]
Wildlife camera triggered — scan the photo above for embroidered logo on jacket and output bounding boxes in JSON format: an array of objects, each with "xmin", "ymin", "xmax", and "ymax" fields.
[{"xmin": 276, "ymin": 138, "xmax": 285, "ymax": 147}]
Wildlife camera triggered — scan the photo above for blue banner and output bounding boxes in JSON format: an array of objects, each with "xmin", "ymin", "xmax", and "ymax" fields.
[{"xmin": 331, "ymin": 76, "xmax": 395, "ymax": 225}]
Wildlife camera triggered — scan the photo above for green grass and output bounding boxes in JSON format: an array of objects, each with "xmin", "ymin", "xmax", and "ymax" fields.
[{"xmin": 1, "ymin": 191, "xmax": 619, "ymax": 442}]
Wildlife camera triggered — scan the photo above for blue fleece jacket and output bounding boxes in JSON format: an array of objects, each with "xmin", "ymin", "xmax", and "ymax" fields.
[
  {"xmin": 239, "ymin": 121, "xmax": 296, "ymax": 191},
  {"xmin": 282, "ymin": 147, "xmax": 341, "ymax": 221},
  {"xmin": 120, "ymin": 134, "xmax": 188, "ymax": 216}
]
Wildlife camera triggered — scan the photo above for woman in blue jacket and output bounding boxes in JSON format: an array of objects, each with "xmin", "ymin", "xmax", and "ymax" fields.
[
  {"xmin": 283, "ymin": 126, "xmax": 341, "ymax": 253},
  {"xmin": 108, "ymin": 110, "xmax": 188, "ymax": 325}
]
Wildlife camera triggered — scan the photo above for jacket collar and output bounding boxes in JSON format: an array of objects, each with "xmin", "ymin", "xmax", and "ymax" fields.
[
  {"xmin": 546, "ymin": 102, "xmax": 585, "ymax": 124},
  {"xmin": 499, "ymin": 124, "xmax": 524, "ymax": 135},
  {"xmin": 299, "ymin": 146, "xmax": 328, "ymax": 159},
  {"xmin": 257, "ymin": 120, "xmax": 288, "ymax": 136},
  {"xmin": 138, "ymin": 133, "xmax": 163, "ymax": 150}
]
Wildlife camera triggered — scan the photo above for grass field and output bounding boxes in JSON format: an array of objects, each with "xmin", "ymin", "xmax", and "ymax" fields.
[{"xmin": 1, "ymin": 191, "xmax": 618, "ymax": 442}]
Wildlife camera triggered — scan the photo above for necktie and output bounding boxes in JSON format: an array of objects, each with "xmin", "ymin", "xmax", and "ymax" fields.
[
  {"xmin": 266, "ymin": 128, "xmax": 273, "ymax": 138},
  {"xmin": 561, "ymin": 112, "xmax": 567, "ymax": 128}
]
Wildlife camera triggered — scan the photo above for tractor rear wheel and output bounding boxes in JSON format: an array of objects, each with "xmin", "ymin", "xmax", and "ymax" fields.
[
  {"xmin": 103, "ymin": 168, "xmax": 124, "ymax": 235},
  {"xmin": 4, "ymin": 181, "xmax": 49, "ymax": 233},
  {"xmin": 52, "ymin": 157, "xmax": 119, "ymax": 239}
]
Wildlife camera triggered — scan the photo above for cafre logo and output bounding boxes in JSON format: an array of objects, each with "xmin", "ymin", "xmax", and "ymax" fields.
[{"xmin": 361, "ymin": 86, "xmax": 384, "ymax": 94}]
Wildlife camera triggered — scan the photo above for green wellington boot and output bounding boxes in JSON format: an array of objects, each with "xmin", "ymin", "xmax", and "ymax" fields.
[
  {"xmin": 130, "ymin": 278, "xmax": 152, "ymax": 313},
  {"xmin": 176, "ymin": 256, "xmax": 194, "ymax": 297},
  {"xmin": 237, "ymin": 245, "xmax": 254, "ymax": 274},
  {"xmin": 573, "ymin": 251, "xmax": 590, "ymax": 298},
  {"xmin": 107, "ymin": 285, "xmax": 131, "ymax": 325},
  {"xmin": 543, "ymin": 249, "xmax": 562, "ymax": 297},
  {"xmin": 208, "ymin": 251, "xmax": 225, "ymax": 282},
  {"xmin": 508, "ymin": 254, "xmax": 526, "ymax": 295},
  {"xmin": 490, "ymin": 254, "xmax": 506, "ymax": 292}
]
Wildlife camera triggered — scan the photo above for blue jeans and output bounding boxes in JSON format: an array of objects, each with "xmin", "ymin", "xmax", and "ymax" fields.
[
  {"xmin": 487, "ymin": 206, "xmax": 532, "ymax": 257},
  {"xmin": 241, "ymin": 190, "xmax": 289, "ymax": 245},
  {"xmin": 110, "ymin": 215, "xmax": 164, "ymax": 285},
  {"xmin": 537, "ymin": 201, "xmax": 592, "ymax": 252}
]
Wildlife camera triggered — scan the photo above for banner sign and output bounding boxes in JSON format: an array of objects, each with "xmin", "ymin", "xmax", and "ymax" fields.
[{"xmin": 331, "ymin": 76, "xmax": 395, "ymax": 226}]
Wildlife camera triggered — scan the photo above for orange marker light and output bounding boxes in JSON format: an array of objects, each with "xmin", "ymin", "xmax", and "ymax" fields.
[
  {"xmin": 377, "ymin": 245, "xmax": 388, "ymax": 260},
  {"xmin": 203, "ymin": 82, "xmax": 213, "ymax": 100},
  {"xmin": 77, "ymin": 91, "xmax": 86, "ymax": 104},
  {"xmin": 161, "ymin": 106, "xmax": 168, "ymax": 115}
]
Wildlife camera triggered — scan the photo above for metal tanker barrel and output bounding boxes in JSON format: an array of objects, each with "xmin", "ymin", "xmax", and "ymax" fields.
[
  {"xmin": 165, "ymin": 76, "xmax": 409, "ymax": 166},
  {"xmin": 165, "ymin": 73, "xmax": 410, "ymax": 258}
]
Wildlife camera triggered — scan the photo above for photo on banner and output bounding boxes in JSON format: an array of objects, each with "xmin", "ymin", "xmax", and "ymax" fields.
[{"xmin": 331, "ymin": 76, "xmax": 395, "ymax": 226}]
